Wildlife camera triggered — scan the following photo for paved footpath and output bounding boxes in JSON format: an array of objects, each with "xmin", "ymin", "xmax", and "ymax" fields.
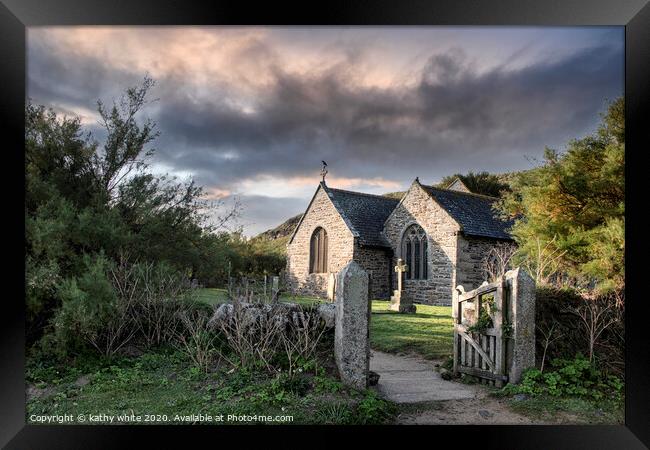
[
  {"xmin": 370, "ymin": 350, "xmax": 479, "ymax": 403},
  {"xmin": 370, "ymin": 349, "xmax": 540, "ymax": 424}
]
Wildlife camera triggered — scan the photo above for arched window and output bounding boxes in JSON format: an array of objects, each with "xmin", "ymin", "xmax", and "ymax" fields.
[
  {"xmin": 402, "ymin": 224, "xmax": 428, "ymax": 280},
  {"xmin": 309, "ymin": 227, "xmax": 328, "ymax": 273}
]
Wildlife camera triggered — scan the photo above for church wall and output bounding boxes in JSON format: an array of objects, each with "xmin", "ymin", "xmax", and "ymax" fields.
[
  {"xmin": 456, "ymin": 235, "xmax": 510, "ymax": 291},
  {"xmin": 383, "ymin": 183, "xmax": 460, "ymax": 306},
  {"xmin": 353, "ymin": 245, "xmax": 391, "ymax": 299},
  {"xmin": 286, "ymin": 187, "xmax": 355, "ymax": 298}
]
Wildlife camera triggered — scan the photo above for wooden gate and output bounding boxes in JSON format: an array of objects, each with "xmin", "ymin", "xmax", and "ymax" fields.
[{"xmin": 453, "ymin": 279, "xmax": 508, "ymax": 387}]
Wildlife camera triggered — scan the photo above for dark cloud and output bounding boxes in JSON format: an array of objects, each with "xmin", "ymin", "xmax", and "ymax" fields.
[
  {"xmin": 150, "ymin": 42, "xmax": 623, "ymax": 187},
  {"xmin": 27, "ymin": 29, "xmax": 623, "ymax": 233}
]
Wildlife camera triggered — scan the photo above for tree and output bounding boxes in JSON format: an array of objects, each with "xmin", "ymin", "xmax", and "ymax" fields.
[
  {"xmin": 25, "ymin": 77, "xmax": 240, "ymax": 345},
  {"xmin": 498, "ymin": 97, "xmax": 624, "ymax": 294},
  {"xmin": 439, "ymin": 171, "xmax": 510, "ymax": 197}
]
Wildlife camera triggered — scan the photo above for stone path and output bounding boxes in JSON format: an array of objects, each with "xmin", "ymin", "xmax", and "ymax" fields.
[
  {"xmin": 370, "ymin": 349, "xmax": 541, "ymax": 425},
  {"xmin": 370, "ymin": 350, "xmax": 479, "ymax": 403}
]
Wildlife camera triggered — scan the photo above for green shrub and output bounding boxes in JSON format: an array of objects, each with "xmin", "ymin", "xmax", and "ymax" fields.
[
  {"xmin": 354, "ymin": 390, "xmax": 396, "ymax": 424},
  {"xmin": 313, "ymin": 375, "xmax": 343, "ymax": 394},
  {"xmin": 44, "ymin": 255, "xmax": 206, "ymax": 359},
  {"xmin": 504, "ymin": 354, "xmax": 623, "ymax": 401},
  {"xmin": 50, "ymin": 254, "xmax": 126, "ymax": 358}
]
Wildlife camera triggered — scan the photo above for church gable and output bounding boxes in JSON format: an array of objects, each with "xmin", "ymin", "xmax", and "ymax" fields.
[
  {"xmin": 383, "ymin": 179, "xmax": 461, "ymax": 239},
  {"xmin": 382, "ymin": 180, "xmax": 461, "ymax": 305},
  {"xmin": 446, "ymin": 177, "xmax": 472, "ymax": 193},
  {"xmin": 286, "ymin": 183, "xmax": 356, "ymax": 297},
  {"xmin": 287, "ymin": 183, "xmax": 355, "ymax": 249}
]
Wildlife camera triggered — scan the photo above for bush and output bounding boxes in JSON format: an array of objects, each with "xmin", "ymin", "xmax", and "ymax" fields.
[
  {"xmin": 45, "ymin": 255, "xmax": 202, "ymax": 359},
  {"xmin": 354, "ymin": 390, "xmax": 396, "ymax": 424},
  {"xmin": 174, "ymin": 307, "xmax": 220, "ymax": 373},
  {"xmin": 535, "ymin": 286, "xmax": 585, "ymax": 364},
  {"xmin": 51, "ymin": 254, "xmax": 133, "ymax": 358},
  {"xmin": 112, "ymin": 257, "xmax": 197, "ymax": 348},
  {"xmin": 504, "ymin": 354, "xmax": 623, "ymax": 402},
  {"xmin": 535, "ymin": 286, "xmax": 624, "ymax": 376},
  {"xmin": 210, "ymin": 298, "xmax": 328, "ymax": 376}
]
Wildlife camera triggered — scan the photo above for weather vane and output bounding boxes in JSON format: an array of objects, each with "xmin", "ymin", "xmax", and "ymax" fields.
[{"xmin": 320, "ymin": 160, "xmax": 328, "ymax": 183}]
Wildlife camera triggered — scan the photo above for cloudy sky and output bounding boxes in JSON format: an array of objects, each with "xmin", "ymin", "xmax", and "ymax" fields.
[{"xmin": 27, "ymin": 26, "xmax": 623, "ymax": 235}]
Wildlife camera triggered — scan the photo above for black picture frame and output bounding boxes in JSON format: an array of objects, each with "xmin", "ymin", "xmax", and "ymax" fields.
[{"xmin": 2, "ymin": 1, "xmax": 648, "ymax": 447}]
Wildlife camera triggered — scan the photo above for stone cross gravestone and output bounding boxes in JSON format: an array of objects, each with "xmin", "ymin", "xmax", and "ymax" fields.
[
  {"xmin": 389, "ymin": 258, "xmax": 416, "ymax": 313},
  {"xmin": 334, "ymin": 261, "xmax": 370, "ymax": 390}
]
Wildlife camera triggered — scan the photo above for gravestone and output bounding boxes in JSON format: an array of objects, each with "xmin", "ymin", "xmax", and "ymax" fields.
[
  {"xmin": 334, "ymin": 261, "xmax": 370, "ymax": 390},
  {"xmin": 504, "ymin": 268, "xmax": 536, "ymax": 384},
  {"xmin": 389, "ymin": 258, "xmax": 416, "ymax": 313},
  {"xmin": 271, "ymin": 276, "xmax": 280, "ymax": 300},
  {"xmin": 327, "ymin": 272, "xmax": 336, "ymax": 301}
]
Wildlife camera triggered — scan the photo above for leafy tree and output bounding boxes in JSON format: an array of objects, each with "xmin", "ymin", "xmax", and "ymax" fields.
[
  {"xmin": 25, "ymin": 77, "xmax": 240, "ymax": 345},
  {"xmin": 439, "ymin": 171, "xmax": 510, "ymax": 197},
  {"xmin": 498, "ymin": 98, "xmax": 624, "ymax": 294}
]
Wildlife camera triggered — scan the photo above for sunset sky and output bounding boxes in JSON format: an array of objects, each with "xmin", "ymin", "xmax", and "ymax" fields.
[{"xmin": 27, "ymin": 26, "xmax": 624, "ymax": 235}]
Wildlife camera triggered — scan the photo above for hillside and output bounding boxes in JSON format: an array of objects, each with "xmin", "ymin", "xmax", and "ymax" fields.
[{"xmin": 255, "ymin": 213, "xmax": 302, "ymax": 241}]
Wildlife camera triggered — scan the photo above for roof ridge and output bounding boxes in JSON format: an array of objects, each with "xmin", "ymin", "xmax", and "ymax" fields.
[
  {"xmin": 328, "ymin": 187, "xmax": 400, "ymax": 202},
  {"xmin": 422, "ymin": 183, "xmax": 500, "ymax": 200}
]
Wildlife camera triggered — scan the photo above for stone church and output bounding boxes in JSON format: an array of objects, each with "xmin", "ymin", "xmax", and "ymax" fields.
[{"xmin": 285, "ymin": 177, "xmax": 514, "ymax": 306}]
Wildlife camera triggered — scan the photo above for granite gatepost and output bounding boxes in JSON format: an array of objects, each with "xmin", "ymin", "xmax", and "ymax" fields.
[
  {"xmin": 334, "ymin": 261, "xmax": 370, "ymax": 390},
  {"xmin": 504, "ymin": 268, "xmax": 536, "ymax": 384}
]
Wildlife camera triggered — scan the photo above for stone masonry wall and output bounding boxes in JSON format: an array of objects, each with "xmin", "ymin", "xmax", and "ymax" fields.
[
  {"xmin": 456, "ymin": 235, "xmax": 509, "ymax": 292},
  {"xmin": 383, "ymin": 182, "xmax": 460, "ymax": 306},
  {"xmin": 353, "ymin": 245, "xmax": 391, "ymax": 299},
  {"xmin": 286, "ymin": 186, "xmax": 355, "ymax": 298}
]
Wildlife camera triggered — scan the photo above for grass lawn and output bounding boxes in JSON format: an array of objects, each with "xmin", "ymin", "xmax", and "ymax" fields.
[
  {"xmin": 370, "ymin": 300, "xmax": 453, "ymax": 360},
  {"xmin": 195, "ymin": 288, "xmax": 229, "ymax": 305}
]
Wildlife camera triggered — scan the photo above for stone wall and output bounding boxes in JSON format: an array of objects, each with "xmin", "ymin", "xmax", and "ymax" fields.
[
  {"xmin": 456, "ymin": 235, "xmax": 505, "ymax": 292},
  {"xmin": 383, "ymin": 182, "xmax": 460, "ymax": 305},
  {"xmin": 286, "ymin": 186, "xmax": 355, "ymax": 298},
  {"xmin": 353, "ymin": 245, "xmax": 391, "ymax": 299}
]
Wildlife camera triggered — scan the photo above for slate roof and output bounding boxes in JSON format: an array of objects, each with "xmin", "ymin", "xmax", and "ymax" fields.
[
  {"xmin": 420, "ymin": 184, "xmax": 514, "ymax": 240},
  {"xmin": 288, "ymin": 181, "xmax": 513, "ymax": 247},
  {"xmin": 325, "ymin": 186, "xmax": 399, "ymax": 247}
]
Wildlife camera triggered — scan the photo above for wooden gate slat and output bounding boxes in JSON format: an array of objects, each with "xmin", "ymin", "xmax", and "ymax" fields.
[
  {"xmin": 460, "ymin": 335, "xmax": 466, "ymax": 366},
  {"xmin": 453, "ymin": 277, "xmax": 508, "ymax": 386},
  {"xmin": 458, "ymin": 331, "xmax": 494, "ymax": 370},
  {"xmin": 481, "ymin": 334, "xmax": 489, "ymax": 370},
  {"xmin": 457, "ymin": 365, "xmax": 498, "ymax": 380}
]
